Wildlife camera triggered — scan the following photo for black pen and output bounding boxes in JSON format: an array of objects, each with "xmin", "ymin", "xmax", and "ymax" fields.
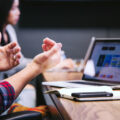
[{"xmin": 71, "ymin": 92, "xmax": 113, "ymax": 98}]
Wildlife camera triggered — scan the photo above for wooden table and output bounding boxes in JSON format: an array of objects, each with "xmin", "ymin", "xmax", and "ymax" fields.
[{"xmin": 43, "ymin": 72, "xmax": 120, "ymax": 120}]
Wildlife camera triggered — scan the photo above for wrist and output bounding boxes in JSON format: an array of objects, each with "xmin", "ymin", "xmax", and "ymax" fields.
[{"xmin": 27, "ymin": 61, "xmax": 42, "ymax": 76}]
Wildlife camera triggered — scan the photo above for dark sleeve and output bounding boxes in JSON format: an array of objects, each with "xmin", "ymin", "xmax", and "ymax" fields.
[{"xmin": 0, "ymin": 81, "xmax": 15, "ymax": 114}]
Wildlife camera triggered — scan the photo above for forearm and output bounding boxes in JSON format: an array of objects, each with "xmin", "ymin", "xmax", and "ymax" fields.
[
  {"xmin": 4, "ymin": 40, "xmax": 62, "ymax": 99},
  {"xmin": 5, "ymin": 62, "xmax": 41, "ymax": 98}
]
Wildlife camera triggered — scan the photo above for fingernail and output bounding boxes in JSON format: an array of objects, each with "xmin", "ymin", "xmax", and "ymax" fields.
[
  {"xmin": 57, "ymin": 43, "xmax": 62, "ymax": 48},
  {"xmin": 43, "ymin": 37, "xmax": 50, "ymax": 41}
]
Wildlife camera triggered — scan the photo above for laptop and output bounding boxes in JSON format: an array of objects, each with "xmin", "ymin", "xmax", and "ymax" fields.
[{"xmin": 42, "ymin": 37, "xmax": 120, "ymax": 88}]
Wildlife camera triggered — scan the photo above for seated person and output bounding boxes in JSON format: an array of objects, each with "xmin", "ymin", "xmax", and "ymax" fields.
[
  {"xmin": 0, "ymin": 0, "xmax": 43, "ymax": 108},
  {"xmin": 0, "ymin": 38, "xmax": 62, "ymax": 115},
  {"xmin": 0, "ymin": 0, "xmax": 73, "ymax": 110},
  {"xmin": 0, "ymin": 0, "xmax": 31, "ymax": 79},
  {"xmin": 0, "ymin": 0, "xmax": 73, "ymax": 76}
]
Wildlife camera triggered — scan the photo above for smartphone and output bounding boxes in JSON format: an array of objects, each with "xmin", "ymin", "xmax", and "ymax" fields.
[{"xmin": 71, "ymin": 92, "xmax": 113, "ymax": 98}]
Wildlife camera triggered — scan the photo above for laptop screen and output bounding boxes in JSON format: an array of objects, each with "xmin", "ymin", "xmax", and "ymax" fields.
[{"xmin": 83, "ymin": 40, "xmax": 120, "ymax": 83}]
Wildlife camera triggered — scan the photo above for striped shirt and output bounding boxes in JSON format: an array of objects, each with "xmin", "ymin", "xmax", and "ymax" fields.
[{"xmin": 0, "ymin": 81, "xmax": 15, "ymax": 114}]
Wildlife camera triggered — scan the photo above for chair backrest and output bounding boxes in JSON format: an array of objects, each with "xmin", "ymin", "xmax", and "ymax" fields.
[{"xmin": 0, "ymin": 111, "xmax": 42, "ymax": 120}]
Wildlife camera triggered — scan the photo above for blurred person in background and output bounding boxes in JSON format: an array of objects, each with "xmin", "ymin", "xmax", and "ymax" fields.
[
  {"xmin": 0, "ymin": 0, "xmax": 75, "ymax": 112},
  {"xmin": 0, "ymin": 0, "xmax": 38, "ymax": 109}
]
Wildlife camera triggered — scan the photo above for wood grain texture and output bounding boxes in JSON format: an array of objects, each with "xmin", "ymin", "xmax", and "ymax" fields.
[
  {"xmin": 43, "ymin": 72, "xmax": 120, "ymax": 120},
  {"xmin": 59, "ymin": 98, "xmax": 120, "ymax": 120}
]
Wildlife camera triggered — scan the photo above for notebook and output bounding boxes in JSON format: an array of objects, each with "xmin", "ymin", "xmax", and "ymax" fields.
[
  {"xmin": 45, "ymin": 86, "xmax": 120, "ymax": 101},
  {"xmin": 42, "ymin": 37, "xmax": 120, "ymax": 88}
]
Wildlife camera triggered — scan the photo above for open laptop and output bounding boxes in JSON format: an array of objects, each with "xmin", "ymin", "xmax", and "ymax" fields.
[{"xmin": 42, "ymin": 37, "xmax": 120, "ymax": 88}]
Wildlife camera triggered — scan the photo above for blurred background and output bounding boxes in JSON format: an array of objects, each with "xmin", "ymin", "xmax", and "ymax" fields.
[{"xmin": 16, "ymin": 0, "xmax": 120, "ymax": 59}]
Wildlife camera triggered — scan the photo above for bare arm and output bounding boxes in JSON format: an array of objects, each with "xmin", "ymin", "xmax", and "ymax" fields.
[{"xmin": 5, "ymin": 41, "xmax": 62, "ymax": 98}]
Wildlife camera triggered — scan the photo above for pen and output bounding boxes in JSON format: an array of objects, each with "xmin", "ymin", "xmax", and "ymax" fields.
[
  {"xmin": 44, "ymin": 90, "xmax": 58, "ymax": 94},
  {"xmin": 44, "ymin": 90, "xmax": 60, "ymax": 97},
  {"xmin": 71, "ymin": 92, "xmax": 113, "ymax": 98}
]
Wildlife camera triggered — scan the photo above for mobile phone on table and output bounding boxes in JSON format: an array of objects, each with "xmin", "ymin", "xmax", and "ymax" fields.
[{"xmin": 71, "ymin": 92, "xmax": 113, "ymax": 98}]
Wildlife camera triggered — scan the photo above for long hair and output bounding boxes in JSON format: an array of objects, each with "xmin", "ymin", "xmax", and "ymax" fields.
[
  {"xmin": 0, "ymin": 0, "xmax": 14, "ymax": 32},
  {"xmin": 0, "ymin": 0, "xmax": 14, "ymax": 45}
]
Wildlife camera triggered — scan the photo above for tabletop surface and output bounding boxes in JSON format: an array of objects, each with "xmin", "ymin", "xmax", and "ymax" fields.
[{"xmin": 43, "ymin": 71, "xmax": 120, "ymax": 120}]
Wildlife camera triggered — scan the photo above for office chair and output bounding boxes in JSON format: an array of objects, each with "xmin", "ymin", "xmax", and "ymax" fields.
[
  {"xmin": 0, "ymin": 74, "xmax": 46, "ymax": 120},
  {"xmin": 0, "ymin": 111, "xmax": 42, "ymax": 120}
]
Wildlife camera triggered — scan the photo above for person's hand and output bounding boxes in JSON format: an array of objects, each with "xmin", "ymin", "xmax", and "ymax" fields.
[
  {"xmin": 32, "ymin": 40, "xmax": 62, "ymax": 73},
  {"xmin": 0, "ymin": 32, "xmax": 21, "ymax": 71},
  {"xmin": 42, "ymin": 37, "xmax": 56, "ymax": 51},
  {"xmin": 42, "ymin": 38, "xmax": 75, "ymax": 70},
  {"xmin": 53, "ymin": 58, "xmax": 75, "ymax": 70}
]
